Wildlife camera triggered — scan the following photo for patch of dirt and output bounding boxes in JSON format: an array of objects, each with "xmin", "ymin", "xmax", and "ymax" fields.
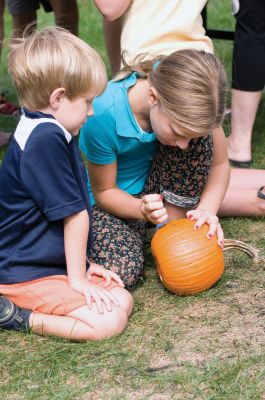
[
  {"xmin": 166, "ymin": 288, "xmax": 265, "ymax": 363},
  {"xmin": 86, "ymin": 386, "xmax": 174, "ymax": 400}
]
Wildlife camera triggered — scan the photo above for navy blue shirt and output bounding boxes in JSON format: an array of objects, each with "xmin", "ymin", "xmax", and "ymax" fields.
[{"xmin": 0, "ymin": 110, "xmax": 92, "ymax": 284}]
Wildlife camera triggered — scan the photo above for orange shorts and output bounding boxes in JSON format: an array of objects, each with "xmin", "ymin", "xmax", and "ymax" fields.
[{"xmin": 0, "ymin": 275, "xmax": 119, "ymax": 316}]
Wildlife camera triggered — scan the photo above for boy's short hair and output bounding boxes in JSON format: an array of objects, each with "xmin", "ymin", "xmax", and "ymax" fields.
[{"xmin": 8, "ymin": 27, "xmax": 107, "ymax": 110}]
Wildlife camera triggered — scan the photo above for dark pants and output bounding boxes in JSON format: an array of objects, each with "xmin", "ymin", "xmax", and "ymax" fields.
[{"xmin": 232, "ymin": 0, "xmax": 265, "ymax": 91}]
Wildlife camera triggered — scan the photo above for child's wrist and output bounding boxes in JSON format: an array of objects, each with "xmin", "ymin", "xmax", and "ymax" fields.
[
  {"xmin": 68, "ymin": 275, "xmax": 87, "ymax": 286},
  {"xmin": 138, "ymin": 202, "xmax": 145, "ymax": 220},
  {"xmin": 195, "ymin": 204, "xmax": 218, "ymax": 215}
]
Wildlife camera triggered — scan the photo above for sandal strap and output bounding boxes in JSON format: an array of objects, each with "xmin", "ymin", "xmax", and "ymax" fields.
[{"xmin": 257, "ymin": 186, "xmax": 265, "ymax": 200}]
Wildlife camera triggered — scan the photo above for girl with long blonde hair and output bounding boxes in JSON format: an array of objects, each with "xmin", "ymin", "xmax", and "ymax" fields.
[{"xmin": 80, "ymin": 49, "xmax": 229, "ymax": 289}]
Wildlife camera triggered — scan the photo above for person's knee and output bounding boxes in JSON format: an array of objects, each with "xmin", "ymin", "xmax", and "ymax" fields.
[
  {"xmin": 91, "ymin": 307, "xmax": 129, "ymax": 341},
  {"xmin": 68, "ymin": 305, "xmax": 130, "ymax": 341},
  {"xmin": 80, "ymin": 289, "xmax": 133, "ymax": 340},
  {"xmin": 112, "ymin": 287, "xmax": 133, "ymax": 316}
]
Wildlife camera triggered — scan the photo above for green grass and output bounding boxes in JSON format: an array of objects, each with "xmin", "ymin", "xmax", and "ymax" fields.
[{"xmin": 1, "ymin": 1, "xmax": 265, "ymax": 399}]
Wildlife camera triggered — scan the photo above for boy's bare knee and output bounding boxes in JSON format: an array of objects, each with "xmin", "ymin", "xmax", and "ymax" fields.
[
  {"xmin": 91, "ymin": 308, "xmax": 129, "ymax": 341},
  {"xmin": 112, "ymin": 287, "xmax": 133, "ymax": 316},
  {"xmin": 68, "ymin": 305, "xmax": 129, "ymax": 341}
]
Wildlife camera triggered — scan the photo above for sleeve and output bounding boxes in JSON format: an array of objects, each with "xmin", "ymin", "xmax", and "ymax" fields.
[
  {"xmin": 79, "ymin": 115, "xmax": 117, "ymax": 165},
  {"xmin": 20, "ymin": 124, "xmax": 86, "ymax": 221}
]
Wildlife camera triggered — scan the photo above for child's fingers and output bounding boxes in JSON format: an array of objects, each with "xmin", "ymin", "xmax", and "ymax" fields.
[
  {"xmin": 192, "ymin": 215, "xmax": 207, "ymax": 230},
  {"xmin": 83, "ymin": 290, "xmax": 93, "ymax": 310},
  {"xmin": 189, "ymin": 212, "xmax": 218, "ymax": 232},
  {"xmin": 95, "ymin": 286, "xmax": 120, "ymax": 309},
  {"xmin": 84, "ymin": 286, "xmax": 104, "ymax": 314},
  {"xmin": 104, "ymin": 270, "xmax": 124, "ymax": 287},
  {"xmin": 187, "ymin": 210, "xmax": 223, "ymax": 247},
  {"xmin": 99, "ymin": 270, "xmax": 111, "ymax": 287},
  {"xmin": 142, "ymin": 194, "xmax": 163, "ymax": 203},
  {"xmin": 84, "ymin": 285, "xmax": 120, "ymax": 313},
  {"xmin": 216, "ymin": 224, "xmax": 224, "ymax": 248},
  {"xmin": 148, "ymin": 210, "xmax": 168, "ymax": 225},
  {"xmin": 150, "ymin": 207, "xmax": 168, "ymax": 219},
  {"xmin": 104, "ymin": 290, "xmax": 120, "ymax": 308},
  {"xmin": 206, "ymin": 224, "xmax": 218, "ymax": 239},
  {"xmin": 186, "ymin": 210, "xmax": 199, "ymax": 220},
  {"xmin": 88, "ymin": 264, "xmax": 112, "ymax": 286},
  {"xmin": 89, "ymin": 288, "xmax": 105, "ymax": 314},
  {"xmin": 143, "ymin": 200, "xmax": 164, "ymax": 212},
  {"xmin": 154, "ymin": 214, "xmax": 168, "ymax": 225},
  {"xmin": 95, "ymin": 289, "xmax": 113, "ymax": 312}
]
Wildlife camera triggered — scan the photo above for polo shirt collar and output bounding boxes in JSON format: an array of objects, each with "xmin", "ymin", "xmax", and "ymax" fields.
[
  {"xmin": 114, "ymin": 72, "xmax": 156, "ymax": 143},
  {"xmin": 23, "ymin": 108, "xmax": 55, "ymax": 120}
]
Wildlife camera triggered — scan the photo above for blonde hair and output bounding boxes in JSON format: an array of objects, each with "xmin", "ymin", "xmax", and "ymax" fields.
[
  {"xmin": 8, "ymin": 27, "xmax": 107, "ymax": 110},
  {"xmin": 115, "ymin": 50, "xmax": 227, "ymax": 135}
]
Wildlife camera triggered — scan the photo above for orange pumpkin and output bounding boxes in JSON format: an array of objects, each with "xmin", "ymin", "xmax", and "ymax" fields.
[{"xmin": 151, "ymin": 218, "xmax": 224, "ymax": 295}]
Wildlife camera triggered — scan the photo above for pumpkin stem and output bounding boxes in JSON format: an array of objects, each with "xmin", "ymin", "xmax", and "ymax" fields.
[{"xmin": 223, "ymin": 239, "xmax": 260, "ymax": 263}]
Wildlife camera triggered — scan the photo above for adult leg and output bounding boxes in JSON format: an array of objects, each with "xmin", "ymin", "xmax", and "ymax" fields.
[
  {"xmin": 103, "ymin": 17, "xmax": 123, "ymax": 76},
  {"xmin": 218, "ymin": 168, "xmax": 265, "ymax": 217},
  {"xmin": 228, "ymin": 0, "xmax": 265, "ymax": 165},
  {"xmin": 228, "ymin": 90, "xmax": 262, "ymax": 164},
  {"xmin": 11, "ymin": 12, "xmax": 37, "ymax": 37},
  {"xmin": 7, "ymin": 0, "xmax": 38, "ymax": 37},
  {"xmin": 219, "ymin": 187, "xmax": 265, "ymax": 217},
  {"xmin": 50, "ymin": 0, "xmax": 79, "ymax": 35},
  {"xmin": 90, "ymin": 206, "xmax": 146, "ymax": 289},
  {"xmin": 227, "ymin": 168, "xmax": 265, "ymax": 190}
]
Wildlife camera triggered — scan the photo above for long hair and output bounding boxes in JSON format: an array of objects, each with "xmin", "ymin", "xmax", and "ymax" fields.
[{"xmin": 115, "ymin": 49, "xmax": 227, "ymax": 135}]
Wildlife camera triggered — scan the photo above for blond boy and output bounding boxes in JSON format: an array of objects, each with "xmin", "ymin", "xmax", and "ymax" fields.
[{"xmin": 0, "ymin": 27, "xmax": 133, "ymax": 340}]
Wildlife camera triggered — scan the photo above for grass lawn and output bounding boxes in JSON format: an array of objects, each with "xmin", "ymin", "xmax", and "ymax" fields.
[{"xmin": 0, "ymin": 1, "xmax": 265, "ymax": 399}]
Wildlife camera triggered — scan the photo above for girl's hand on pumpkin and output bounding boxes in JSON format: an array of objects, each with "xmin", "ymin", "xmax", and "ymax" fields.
[
  {"xmin": 140, "ymin": 194, "xmax": 168, "ymax": 225},
  {"xmin": 186, "ymin": 209, "xmax": 224, "ymax": 248},
  {"xmin": 87, "ymin": 262, "xmax": 124, "ymax": 288}
]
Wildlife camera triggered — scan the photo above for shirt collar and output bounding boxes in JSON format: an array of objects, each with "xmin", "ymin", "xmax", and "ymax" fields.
[
  {"xmin": 114, "ymin": 72, "xmax": 156, "ymax": 143},
  {"xmin": 22, "ymin": 108, "xmax": 55, "ymax": 120}
]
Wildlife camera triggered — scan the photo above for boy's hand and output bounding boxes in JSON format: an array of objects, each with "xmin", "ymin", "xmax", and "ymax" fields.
[
  {"xmin": 70, "ymin": 278, "xmax": 120, "ymax": 314},
  {"xmin": 140, "ymin": 194, "xmax": 168, "ymax": 225},
  {"xmin": 186, "ymin": 209, "xmax": 224, "ymax": 248},
  {"xmin": 87, "ymin": 262, "xmax": 124, "ymax": 288}
]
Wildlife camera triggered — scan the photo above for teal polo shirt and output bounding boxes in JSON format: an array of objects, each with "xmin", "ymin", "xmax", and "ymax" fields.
[{"xmin": 79, "ymin": 73, "xmax": 158, "ymax": 206}]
